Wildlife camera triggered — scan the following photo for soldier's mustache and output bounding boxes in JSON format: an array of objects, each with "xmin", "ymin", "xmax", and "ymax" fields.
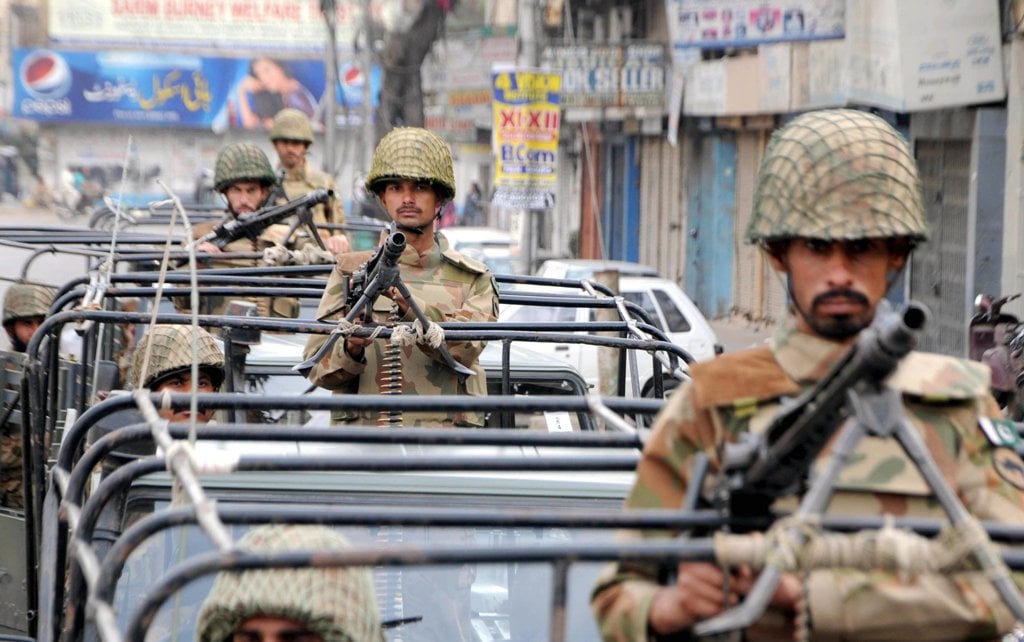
[{"xmin": 812, "ymin": 289, "xmax": 869, "ymax": 310}]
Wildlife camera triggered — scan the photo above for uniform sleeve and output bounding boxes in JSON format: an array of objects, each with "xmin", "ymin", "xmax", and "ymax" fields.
[
  {"xmin": 402, "ymin": 271, "xmax": 499, "ymax": 369},
  {"xmin": 302, "ymin": 332, "xmax": 365, "ymax": 391},
  {"xmin": 590, "ymin": 383, "xmax": 719, "ymax": 642},
  {"xmin": 804, "ymin": 393, "xmax": 1024, "ymax": 640}
]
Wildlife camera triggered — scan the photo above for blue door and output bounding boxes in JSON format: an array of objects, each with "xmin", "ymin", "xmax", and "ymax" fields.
[
  {"xmin": 685, "ymin": 133, "xmax": 735, "ymax": 318},
  {"xmin": 601, "ymin": 137, "xmax": 640, "ymax": 261}
]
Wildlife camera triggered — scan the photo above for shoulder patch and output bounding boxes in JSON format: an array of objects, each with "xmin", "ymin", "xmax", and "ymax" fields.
[
  {"xmin": 979, "ymin": 417, "xmax": 1023, "ymax": 450},
  {"xmin": 441, "ymin": 249, "xmax": 489, "ymax": 275},
  {"xmin": 689, "ymin": 346, "xmax": 801, "ymax": 410},
  {"xmin": 886, "ymin": 352, "xmax": 990, "ymax": 401},
  {"xmin": 992, "ymin": 447, "xmax": 1024, "ymax": 490}
]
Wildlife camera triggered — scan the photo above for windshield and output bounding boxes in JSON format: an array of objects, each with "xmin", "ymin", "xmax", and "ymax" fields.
[{"xmin": 117, "ymin": 497, "xmax": 615, "ymax": 641}]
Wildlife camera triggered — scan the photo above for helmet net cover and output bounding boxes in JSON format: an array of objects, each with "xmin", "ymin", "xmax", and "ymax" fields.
[
  {"xmin": 747, "ymin": 109, "xmax": 928, "ymax": 245},
  {"xmin": 365, "ymin": 127, "xmax": 456, "ymax": 200},
  {"xmin": 3, "ymin": 283, "xmax": 55, "ymax": 325},
  {"xmin": 196, "ymin": 525, "xmax": 385, "ymax": 642},
  {"xmin": 129, "ymin": 324, "xmax": 225, "ymax": 390},
  {"xmin": 214, "ymin": 143, "xmax": 276, "ymax": 193},
  {"xmin": 270, "ymin": 108, "xmax": 315, "ymax": 144}
]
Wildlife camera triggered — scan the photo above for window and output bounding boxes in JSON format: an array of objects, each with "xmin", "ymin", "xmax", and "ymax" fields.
[
  {"xmin": 620, "ymin": 291, "xmax": 664, "ymax": 331},
  {"xmin": 503, "ymin": 305, "xmax": 577, "ymax": 324},
  {"xmin": 653, "ymin": 290, "xmax": 691, "ymax": 333}
]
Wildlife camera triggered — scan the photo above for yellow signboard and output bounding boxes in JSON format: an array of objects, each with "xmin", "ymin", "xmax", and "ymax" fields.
[{"xmin": 491, "ymin": 70, "xmax": 561, "ymax": 210}]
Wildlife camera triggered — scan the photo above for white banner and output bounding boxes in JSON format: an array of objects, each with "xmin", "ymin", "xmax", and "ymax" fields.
[{"xmin": 49, "ymin": 0, "xmax": 391, "ymax": 51}]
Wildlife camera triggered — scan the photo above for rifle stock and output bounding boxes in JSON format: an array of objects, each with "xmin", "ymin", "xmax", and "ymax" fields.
[{"xmin": 195, "ymin": 188, "xmax": 332, "ymax": 250}]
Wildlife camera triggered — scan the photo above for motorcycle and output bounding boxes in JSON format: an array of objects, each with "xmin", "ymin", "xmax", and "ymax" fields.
[{"xmin": 969, "ymin": 293, "xmax": 1024, "ymax": 419}]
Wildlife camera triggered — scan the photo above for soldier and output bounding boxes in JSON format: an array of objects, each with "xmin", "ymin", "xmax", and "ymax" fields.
[
  {"xmin": 591, "ymin": 110, "xmax": 1024, "ymax": 640},
  {"xmin": 2, "ymin": 282, "xmax": 54, "ymax": 353},
  {"xmin": 269, "ymin": 108, "xmax": 351, "ymax": 255},
  {"xmin": 303, "ymin": 127, "xmax": 499, "ymax": 427},
  {"xmin": 196, "ymin": 524, "xmax": 384, "ymax": 642},
  {"xmin": 129, "ymin": 324, "xmax": 224, "ymax": 424},
  {"xmin": 1, "ymin": 282, "xmax": 54, "ymax": 508},
  {"xmin": 188, "ymin": 142, "xmax": 313, "ymax": 318}
]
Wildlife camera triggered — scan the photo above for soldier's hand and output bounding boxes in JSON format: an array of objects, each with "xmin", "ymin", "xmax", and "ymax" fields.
[
  {"xmin": 730, "ymin": 565, "xmax": 802, "ymax": 611},
  {"xmin": 649, "ymin": 562, "xmax": 736, "ymax": 635},
  {"xmin": 383, "ymin": 286, "xmax": 410, "ymax": 316},
  {"xmin": 344, "ymin": 312, "xmax": 372, "ymax": 359},
  {"xmin": 326, "ymin": 234, "xmax": 350, "ymax": 255},
  {"xmin": 194, "ymin": 241, "xmax": 222, "ymax": 255}
]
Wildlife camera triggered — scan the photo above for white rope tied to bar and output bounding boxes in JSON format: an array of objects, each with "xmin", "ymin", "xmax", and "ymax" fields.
[
  {"xmin": 713, "ymin": 516, "xmax": 991, "ymax": 576},
  {"xmin": 391, "ymin": 319, "xmax": 445, "ymax": 348}
]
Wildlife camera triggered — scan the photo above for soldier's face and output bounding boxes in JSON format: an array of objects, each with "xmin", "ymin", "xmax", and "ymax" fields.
[
  {"xmin": 380, "ymin": 180, "xmax": 440, "ymax": 230},
  {"xmin": 768, "ymin": 238, "xmax": 907, "ymax": 341},
  {"xmin": 153, "ymin": 371, "xmax": 217, "ymax": 423},
  {"xmin": 273, "ymin": 140, "xmax": 308, "ymax": 170},
  {"xmin": 224, "ymin": 181, "xmax": 270, "ymax": 215},
  {"xmin": 5, "ymin": 316, "xmax": 43, "ymax": 352},
  {"xmin": 232, "ymin": 616, "xmax": 321, "ymax": 642}
]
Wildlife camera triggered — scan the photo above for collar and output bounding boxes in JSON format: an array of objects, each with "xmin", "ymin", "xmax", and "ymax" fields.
[
  {"xmin": 279, "ymin": 164, "xmax": 307, "ymax": 182},
  {"xmin": 398, "ymin": 234, "xmax": 444, "ymax": 270},
  {"xmin": 770, "ymin": 312, "xmax": 852, "ymax": 385}
]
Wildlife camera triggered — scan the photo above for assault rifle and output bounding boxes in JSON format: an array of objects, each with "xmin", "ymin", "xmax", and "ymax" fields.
[
  {"xmin": 694, "ymin": 301, "xmax": 1024, "ymax": 634},
  {"xmin": 193, "ymin": 188, "xmax": 331, "ymax": 251},
  {"xmin": 294, "ymin": 223, "xmax": 475, "ymax": 381}
]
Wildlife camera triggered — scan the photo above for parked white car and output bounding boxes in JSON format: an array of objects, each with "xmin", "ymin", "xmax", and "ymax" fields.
[
  {"xmin": 502, "ymin": 260, "xmax": 722, "ymax": 396},
  {"xmin": 440, "ymin": 226, "xmax": 524, "ymax": 275}
]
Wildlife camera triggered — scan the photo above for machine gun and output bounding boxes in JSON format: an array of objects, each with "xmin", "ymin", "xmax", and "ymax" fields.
[
  {"xmin": 717, "ymin": 302, "xmax": 926, "ymax": 525},
  {"xmin": 193, "ymin": 188, "xmax": 332, "ymax": 251},
  {"xmin": 294, "ymin": 224, "xmax": 475, "ymax": 382},
  {"xmin": 693, "ymin": 300, "xmax": 1024, "ymax": 635}
]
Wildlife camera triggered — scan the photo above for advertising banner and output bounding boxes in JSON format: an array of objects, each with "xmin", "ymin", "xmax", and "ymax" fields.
[
  {"xmin": 665, "ymin": 0, "xmax": 844, "ymax": 61},
  {"xmin": 541, "ymin": 44, "xmax": 666, "ymax": 109},
  {"xmin": 48, "ymin": 0, "xmax": 382, "ymax": 52},
  {"xmin": 491, "ymin": 70, "xmax": 561, "ymax": 210},
  {"xmin": 12, "ymin": 48, "xmax": 379, "ymax": 129}
]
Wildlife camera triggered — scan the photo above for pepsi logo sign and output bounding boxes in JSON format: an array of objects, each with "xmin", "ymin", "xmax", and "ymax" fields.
[{"xmin": 20, "ymin": 50, "xmax": 72, "ymax": 100}]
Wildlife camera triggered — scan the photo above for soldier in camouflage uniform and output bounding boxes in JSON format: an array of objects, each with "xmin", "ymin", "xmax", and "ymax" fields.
[
  {"xmin": 188, "ymin": 142, "xmax": 304, "ymax": 318},
  {"xmin": 196, "ymin": 524, "xmax": 384, "ymax": 642},
  {"xmin": 591, "ymin": 109, "xmax": 1024, "ymax": 641},
  {"xmin": 129, "ymin": 324, "xmax": 224, "ymax": 423},
  {"xmin": 1, "ymin": 282, "xmax": 54, "ymax": 508},
  {"xmin": 303, "ymin": 128, "xmax": 499, "ymax": 427},
  {"xmin": 269, "ymin": 108, "xmax": 351, "ymax": 255}
]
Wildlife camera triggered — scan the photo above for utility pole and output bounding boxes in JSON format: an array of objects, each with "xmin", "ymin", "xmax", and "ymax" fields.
[
  {"xmin": 321, "ymin": 0, "xmax": 339, "ymax": 176},
  {"xmin": 517, "ymin": 0, "xmax": 543, "ymax": 273},
  {"xmin": 361, "ymin": 0, "xmax": 376, "ymax": 169}
]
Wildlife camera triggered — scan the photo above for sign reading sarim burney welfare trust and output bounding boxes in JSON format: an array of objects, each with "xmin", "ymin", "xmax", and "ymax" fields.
[
  {"xmin": 48, "ymin": 0, "xmax": 388, "ymax": 51},
  {"xmin": 491, "ymin": 70, "xmax": 561, "ymax": 211}
]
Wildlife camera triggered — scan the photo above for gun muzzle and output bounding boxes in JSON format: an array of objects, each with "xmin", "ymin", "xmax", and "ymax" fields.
[{"xmin": 382, "ymin": 231, "xmax": 407, "ymax": 265}]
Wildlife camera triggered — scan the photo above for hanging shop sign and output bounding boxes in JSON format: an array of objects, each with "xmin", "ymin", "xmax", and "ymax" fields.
[{"xmin": 541, "ymin": 43, "xmax": 666, "ymax": 109}]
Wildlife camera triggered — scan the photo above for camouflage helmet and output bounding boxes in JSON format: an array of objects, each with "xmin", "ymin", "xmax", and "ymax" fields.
[
  {"xmin": 213, "ymin": 143, "xmax": 276, "ymax": 193},
  {"xmin": 366, "ymin": 127, "xmax": 456, "ymax": 200},
  {"xmin": 747, "ymin": 109, "xmax": 928, "ymax": 244},
  {"xmin": 129, "ymin": 324, "xmax": 224, "ymax": 390},
  {"xmin": 3, "ymin": 282, "xmax": 55, "ymax": 325},
  {"xmin": 196, "ymin": 525, "xmax": 385, "ymax": 642},
  {"xmin": 269, "ymin": 108, "xmax": 314, "ymax": 144}
]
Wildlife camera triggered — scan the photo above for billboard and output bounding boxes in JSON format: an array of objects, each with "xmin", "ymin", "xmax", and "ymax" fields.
[
  {"xmin": 541, "ymin": 44, "xmax": 666, "ymax": 109},
  {"xmin": 665, "ymin": 0, "xmax": 844, "ymax": 61},
  {"xmin": 12, "ymin": 48, "xmax": 379, "ymax": 129},
  {"xmin": 48, "ymin": 0, "xmax": 384, "ymax": 52},
  {"xmin": 491, "ymin": 70, "xmax": 561, "ymax": 210}
]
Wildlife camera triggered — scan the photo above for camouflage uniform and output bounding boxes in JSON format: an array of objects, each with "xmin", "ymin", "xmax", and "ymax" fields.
[
  {"xmin": 591, "ymin": 110, "xmax": 1024, "ymax": 640},
  {"xmin": 129, "ymin": 324, "xmax": 224, "ymax": 390},
  {"xmin": 196, "ymin": 524, "xmax": 384, "ymax": 642},
  {"xmin": 303, "ymin": 127, "xmax": 498, "ymax": 427},
  {"xmin": 185, "ymin": 142, "xmax": 300, "ymax": 318},
  {"xmin": 270, "ymin": 108, "xmax": 348, "ymax": 229},
  {"xmin": 1, "ymin": 283, "xmax": 54, "ymax": 509},
  {"xmin": 304, "ymin": 235, "xmax": 498, "ymax": 427}
]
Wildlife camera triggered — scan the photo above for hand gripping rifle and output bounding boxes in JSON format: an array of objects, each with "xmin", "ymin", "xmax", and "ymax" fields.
[
  {"xmin": 294, "ymin": 224, "xmax": 475, "ymax": 381},
  {"xmin": 693, "ymin": 300, "xmax": 1024, "ymax": 635},
  {"xmin": 193, "ymin": 188, "xmax": 332, "ymax": 251}
]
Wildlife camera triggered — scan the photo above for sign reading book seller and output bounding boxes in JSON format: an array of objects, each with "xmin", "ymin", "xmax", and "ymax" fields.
[
  {"xmin": 491, "ymin": 70, "xmax": 561, "ymax": 210},
  {"xmin": 541, "ymin": 44, "xmax": 666, "ymax": 109}
]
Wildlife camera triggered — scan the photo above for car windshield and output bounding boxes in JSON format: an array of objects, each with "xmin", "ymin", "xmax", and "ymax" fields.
[
  {"xmin": 117, "ymin": 496, "xmax": 615, "ymax": 641},
  {"xmin": 502, "ymin": 304, "xmax": 577, "ymax": 325}
]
